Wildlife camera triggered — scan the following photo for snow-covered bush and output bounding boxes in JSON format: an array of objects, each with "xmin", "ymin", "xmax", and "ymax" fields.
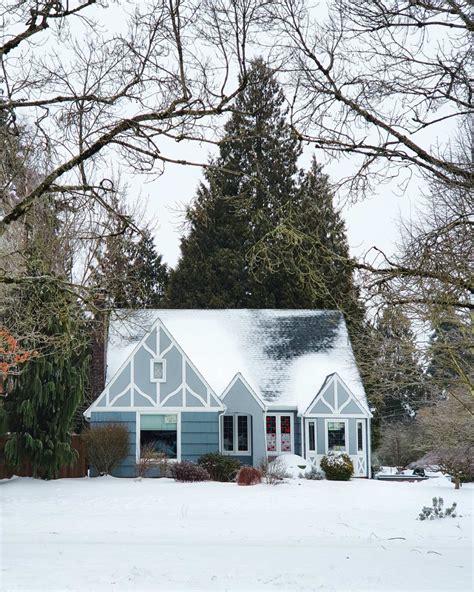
[
  {"xmin": 265, "ymin": 457, "xmax": 290, "ymax": 485},
  {"xmin": 320, "ymin": 453, "xmax": 354, "ymax": 481},
  {"xmin": 84, "ymin": 424, "xmax": 129, "ymax": 476},
  {"xmin": 418, "ymin": 497, "xmax": 457, "ymax": 521},
  {"xmin": 172, "ymin": 461, "xmax": 210, "ymax": 482},
  {"xmin": 198, "ymin": 452, "xmax": 240, "ymax": 482},
  {"xmin": 305, "ymin": 466, "xmax": 325, "ymax": 480},
  {"xmin": 237, "ymin": 466, "xmax": 262, "ymax": 486}
]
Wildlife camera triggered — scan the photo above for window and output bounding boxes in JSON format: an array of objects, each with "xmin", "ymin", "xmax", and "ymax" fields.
[
  {"xmin": 266, "ymin": 414, "xmax": 293, "ymax": 454},
  {"xmin": 308, "ymin": 421, "xmax": 316, "ymax": 452},
  {"xmin": 222, "ymin": 415, "xmax": 250, "ymax": 454},
  {"xmin": 357, "ymin": 420, "xmax": 364, "ymax": 452},
  {"xmin": 150, "ymin": 359, "xmax": 166, "ymax": 382},
  {"xmin": 140, "ymin": 414, "xmax": 177, "ymax": 458},
  {"xmin": 327, "ymin": 421, "xmax": 346, "ymax": 452}
]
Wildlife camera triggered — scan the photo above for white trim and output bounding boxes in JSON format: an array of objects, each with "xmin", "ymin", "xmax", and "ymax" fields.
[
  {"xmin": 221, "ymin": 373, "xmax": 265, "ymax": 409},
  {"xmin": 265, "ymin": 412, "xmax": 294, "ymax": 455},
  {"xmin": 90, "ymin": 406, "xmax": 218, "ymax": 414},
  {"xmin": 304, "ymin": 413, "xmax": 368, "ymax": 419},
  {"xmin": 137, "ymin": 411, "xmax": 181, "ymax": 462},
  {"xmin": 356, "ymin": 419, "xmax": 366, "ymax": 453},
  {"xmin": 221, "ymin": 413, "xmax": 252, "ymax": 456},
  {"xmin": 324, "ymin": 418, "xmax": 349, "ymax": 453},
  {"xmin": 303, "ymin": 373, "xmax": 372, "ymax": 418},
  {"xmin": 150, "ymin": 358, "xmax": 166, "ymax": 383}
]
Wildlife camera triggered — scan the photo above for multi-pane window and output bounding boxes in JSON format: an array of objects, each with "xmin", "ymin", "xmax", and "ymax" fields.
[
  {"xmin": 357, "ymin": 421, "xmax": 364, "ymax": 452},
  {"xmin": 222, "ymin": 415, "xmax": 250, "ymax": 454},
  {"xmin": 150, "ymin": 359, "xmax": 165, "ymax": 381},
  {"xmin": 327, "ymin": 421, "xmax": 346, "ymax": 452},
  {"xmin": 266, "ymin": 414, "xmax": 293, "ymax": 454},
  {"xmin": 140, "ymin": 414, "xmax": 177, "ymax": 459}
]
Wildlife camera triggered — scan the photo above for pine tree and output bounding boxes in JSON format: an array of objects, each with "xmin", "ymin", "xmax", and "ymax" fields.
[
  {"xmin": 96, "ymin": 223, "xmax": 169, "ymax": 309},
  {"xmin": 168, "ymin": 58, "xmax": 360, "ymax": 316}
]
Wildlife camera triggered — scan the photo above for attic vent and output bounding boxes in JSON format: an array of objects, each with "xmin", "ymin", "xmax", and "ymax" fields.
[{"xmin": 150, "ymin": 359, "xmax": 166, "ymax": 382}]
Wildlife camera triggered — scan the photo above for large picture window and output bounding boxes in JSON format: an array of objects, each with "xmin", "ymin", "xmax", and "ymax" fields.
[
  {"xmin": 222, "ymin": 415, "xmax": 250, "ymax": 455},
  {"xmin": 266, "ymin": 414, "xmax": 293, "ymax": 454},
  {"xmin": 327, "ymin": 421, "xmax": 346, "ymax": 452},
  {"xmin": 140, "ymin": 414, "xmax": 177, "ymax": 458}
]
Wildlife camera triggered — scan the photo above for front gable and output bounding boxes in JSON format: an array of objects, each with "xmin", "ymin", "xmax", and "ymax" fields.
[
  {"xmin": 85, "ymin": 319, "xmax": 224, "ymax": 417},
  {"xmin": 221, "ymin": 373, "xmax": 265, "ymax": 412},
  {"xmin": 304, "ymin": 373, "xmax": 371, "ymax": 417}
]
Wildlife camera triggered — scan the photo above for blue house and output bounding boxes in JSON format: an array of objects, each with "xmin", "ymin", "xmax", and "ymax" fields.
[{"xmin": 84, "ymin": 309, "xmax": 372, "ymax": 477}]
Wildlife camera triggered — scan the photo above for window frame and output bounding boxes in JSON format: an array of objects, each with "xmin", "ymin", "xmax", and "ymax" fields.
[
  {"xmin": 149, "ymin": 358, "xmax": 167, "ymax": 383},
  {"xmin": 324, "ymin": 418, "xmax": 349, "ymax": 453},
  {"xmin": 265, "ymin": 413, "xmax": 294, "ymax": 455},
  {"xmin": 356, "ymin": 419, "xmax": 365, "ymax": 453},
  {"xmin": 221, "ymin": 414, "xmax": 251, "ymax": 456},
  {"xmin": 307, "ymin": 419, "xmax": 317, "ymax": 453},
  {"xmin": 137, "ymin": 412, "xmax": 181, "ymax": 461}
]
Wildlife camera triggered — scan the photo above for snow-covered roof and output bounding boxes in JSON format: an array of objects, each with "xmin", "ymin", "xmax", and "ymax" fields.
[{"xmin": 106, "ymin": 309, "xmax": 367, "ymax": 413}]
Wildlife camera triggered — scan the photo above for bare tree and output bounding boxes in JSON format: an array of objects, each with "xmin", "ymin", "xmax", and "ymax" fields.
[
  {"xmin": 267, "ymin": 0, "xmax": 472, "ymax": 196},
  {"xmin": 0, "ymin": 0, "xmax": 265, "ymax": 245}
]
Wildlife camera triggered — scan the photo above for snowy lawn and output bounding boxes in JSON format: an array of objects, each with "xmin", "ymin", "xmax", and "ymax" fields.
[{"xmin": 1, "ymin": 476, "xmax": 472, "ymax": 592}]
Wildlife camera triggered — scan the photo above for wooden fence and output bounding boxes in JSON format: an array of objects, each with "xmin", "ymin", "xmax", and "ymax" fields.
[{"xmin": 0, "ymin": 434, "xmax": 87, "ymax": 479}]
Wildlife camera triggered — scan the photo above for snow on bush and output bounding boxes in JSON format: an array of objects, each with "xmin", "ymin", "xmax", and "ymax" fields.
[
  {"xmin": 305, "ymin": 466, "xmax": 325, "ymax": 480},
  {"xmin": 418, "ymin": 497, "xmax": 457, "ymax": 520},
  {"xmin": 271, "ymin": 454, "xmax": 309, "ymax": 479},
  {"xmin": 320, "ymin": 452, "xmax": 354, "ymax": 481}
]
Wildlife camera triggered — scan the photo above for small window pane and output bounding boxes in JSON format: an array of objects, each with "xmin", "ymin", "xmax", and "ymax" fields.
[
  {"xmin": 223, "ymin": 416, "xmax": 234, "ymax": 452},
  {"xmin": 153, "ymin": 360, "xmax": 164, "ymax": 380},
  {"xmin": 280, "ymin": 416, "xmax": 291, "ymax": 452},
  {"xmin": 266, "ymin": 415, "xmax": 276, "ymax": 452},
  {"xmin": 357, "ymin": 422, "xmax": 364, "ymax": 452},
  {"xmin": 237, "ymin": 416, "xmax": 249, "ymax": 451},
  {"xmin": 308, "ymin": 422, "xmax": 316, "ymax": 452},
  {"xmin": 328, "ymin": 421, "xmax": 346, "ymax": 452}
]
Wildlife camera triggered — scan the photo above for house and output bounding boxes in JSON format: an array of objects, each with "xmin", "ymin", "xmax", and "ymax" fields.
[{"xmin": 84, "ymin": 309, "xmax": 372, "ymax": 477}]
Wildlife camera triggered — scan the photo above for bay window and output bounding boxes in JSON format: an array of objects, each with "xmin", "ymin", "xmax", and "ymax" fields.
[
  {"xmin": 222, "ymin": 414, "xmax": 250, "ymax": 455},
  {"xmin": 266, "ymin": 414, "xmax": 293, "ymax": 454}
]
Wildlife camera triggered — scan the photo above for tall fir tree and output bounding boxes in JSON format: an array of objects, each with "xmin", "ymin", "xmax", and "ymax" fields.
[{"xmin": 167, "ymin": 58, "xmax": 361, "ymax": 321}]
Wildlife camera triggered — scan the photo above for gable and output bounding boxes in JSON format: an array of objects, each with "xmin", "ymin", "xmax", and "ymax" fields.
[
  {"xmin": 305, "ymin": 373, "xmax": 370, "ymax": 417},
  {"xmin": 85, "ymin": 320, "xmax": 224, "ymax": 417},
  {"xmin": 221, "ymin": 373, "xmax": 265, "ymax": 413}
]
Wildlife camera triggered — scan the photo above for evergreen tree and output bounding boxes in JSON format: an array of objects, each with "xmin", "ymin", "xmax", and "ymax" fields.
[
  {"xmin": 95, "ymin": 221, "xmax": 169, "ymax": 309},
  {"xmin": 167, "ymin": 58, "xmax": 361, "ymax": 318}
]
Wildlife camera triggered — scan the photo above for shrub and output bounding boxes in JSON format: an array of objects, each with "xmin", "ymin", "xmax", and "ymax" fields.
[
  {"xmin": 418, "ymin": 497, "xmax": 457, "ymax": 521},
  {"xmin": 172, "ymin": 461, "xmax": 210, "ymax": 482},
  {"xmin": 237, "ymin": 466, "xmax": 262, "ymax": 486},
  {"xmin": 320, "ymin": 453, "xmax": 354, "ymax": 481},
  {"xmin": 265, "ymin": 457, "xmax": 290, "ymax": 485},
  {"xmin": 136, "ymin": 442, "xmax": 169, "ymax": 478},
  {"xmin": 84, "ymin": 424, "xmax": 129, "ymax": 476},
  {"xmin": 305, "ymin": 466, "xmax": 325, "ymax": 480},
  {"xmin": 198, "ymin": 452, "xmax": 240, "ymax": 482}
]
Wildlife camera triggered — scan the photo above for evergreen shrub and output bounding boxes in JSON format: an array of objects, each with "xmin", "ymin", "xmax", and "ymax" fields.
[
  {"xmin": 418, "ymin": 497, "xmax": 457, "ymax": 520},
  {"xmin": 237, "ymin": 466, "xmax": 262, "ymax": 486},
  {"xmin": 84, "ymin": 424, "xmax": 129, "ymax": 476},
  {"xmin": 198, "ymin": 452, "xmax": 240, "ymax": 482},
  {"xmin": 172, "ymin": 461, "xmax": 210, "ymax": 482},
  {"xmin": 320, "ymin": 452, "xmax": 354, "ymax": 481}
]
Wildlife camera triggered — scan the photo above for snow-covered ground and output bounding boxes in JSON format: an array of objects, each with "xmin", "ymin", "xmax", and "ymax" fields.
[{"xmin": 1, "ymin": 476, "xmax": 472, "ymax": 591}]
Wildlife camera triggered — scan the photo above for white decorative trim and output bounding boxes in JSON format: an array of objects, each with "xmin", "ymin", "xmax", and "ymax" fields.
[{"xmin": 303, "ymin": 373, "xmax": 372, "ymax": 418}]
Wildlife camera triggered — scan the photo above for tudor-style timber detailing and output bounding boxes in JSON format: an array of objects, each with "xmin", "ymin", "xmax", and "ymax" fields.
[
  {"xmin": 85, "ymin": 319, "xmax": 224, "ymax": 416},
  {"xmin": 85, "ymin": 310, "xmax": 372, "ymax": 478}
]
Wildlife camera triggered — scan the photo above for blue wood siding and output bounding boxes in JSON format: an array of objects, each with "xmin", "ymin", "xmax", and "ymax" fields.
[
  {"xmin": 90, "ymin": 411, "xmax": 136, "ymax": 477},
  {"xmin": 181, "ymin": 412, "xmax": 220, "ymax": 463}
]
